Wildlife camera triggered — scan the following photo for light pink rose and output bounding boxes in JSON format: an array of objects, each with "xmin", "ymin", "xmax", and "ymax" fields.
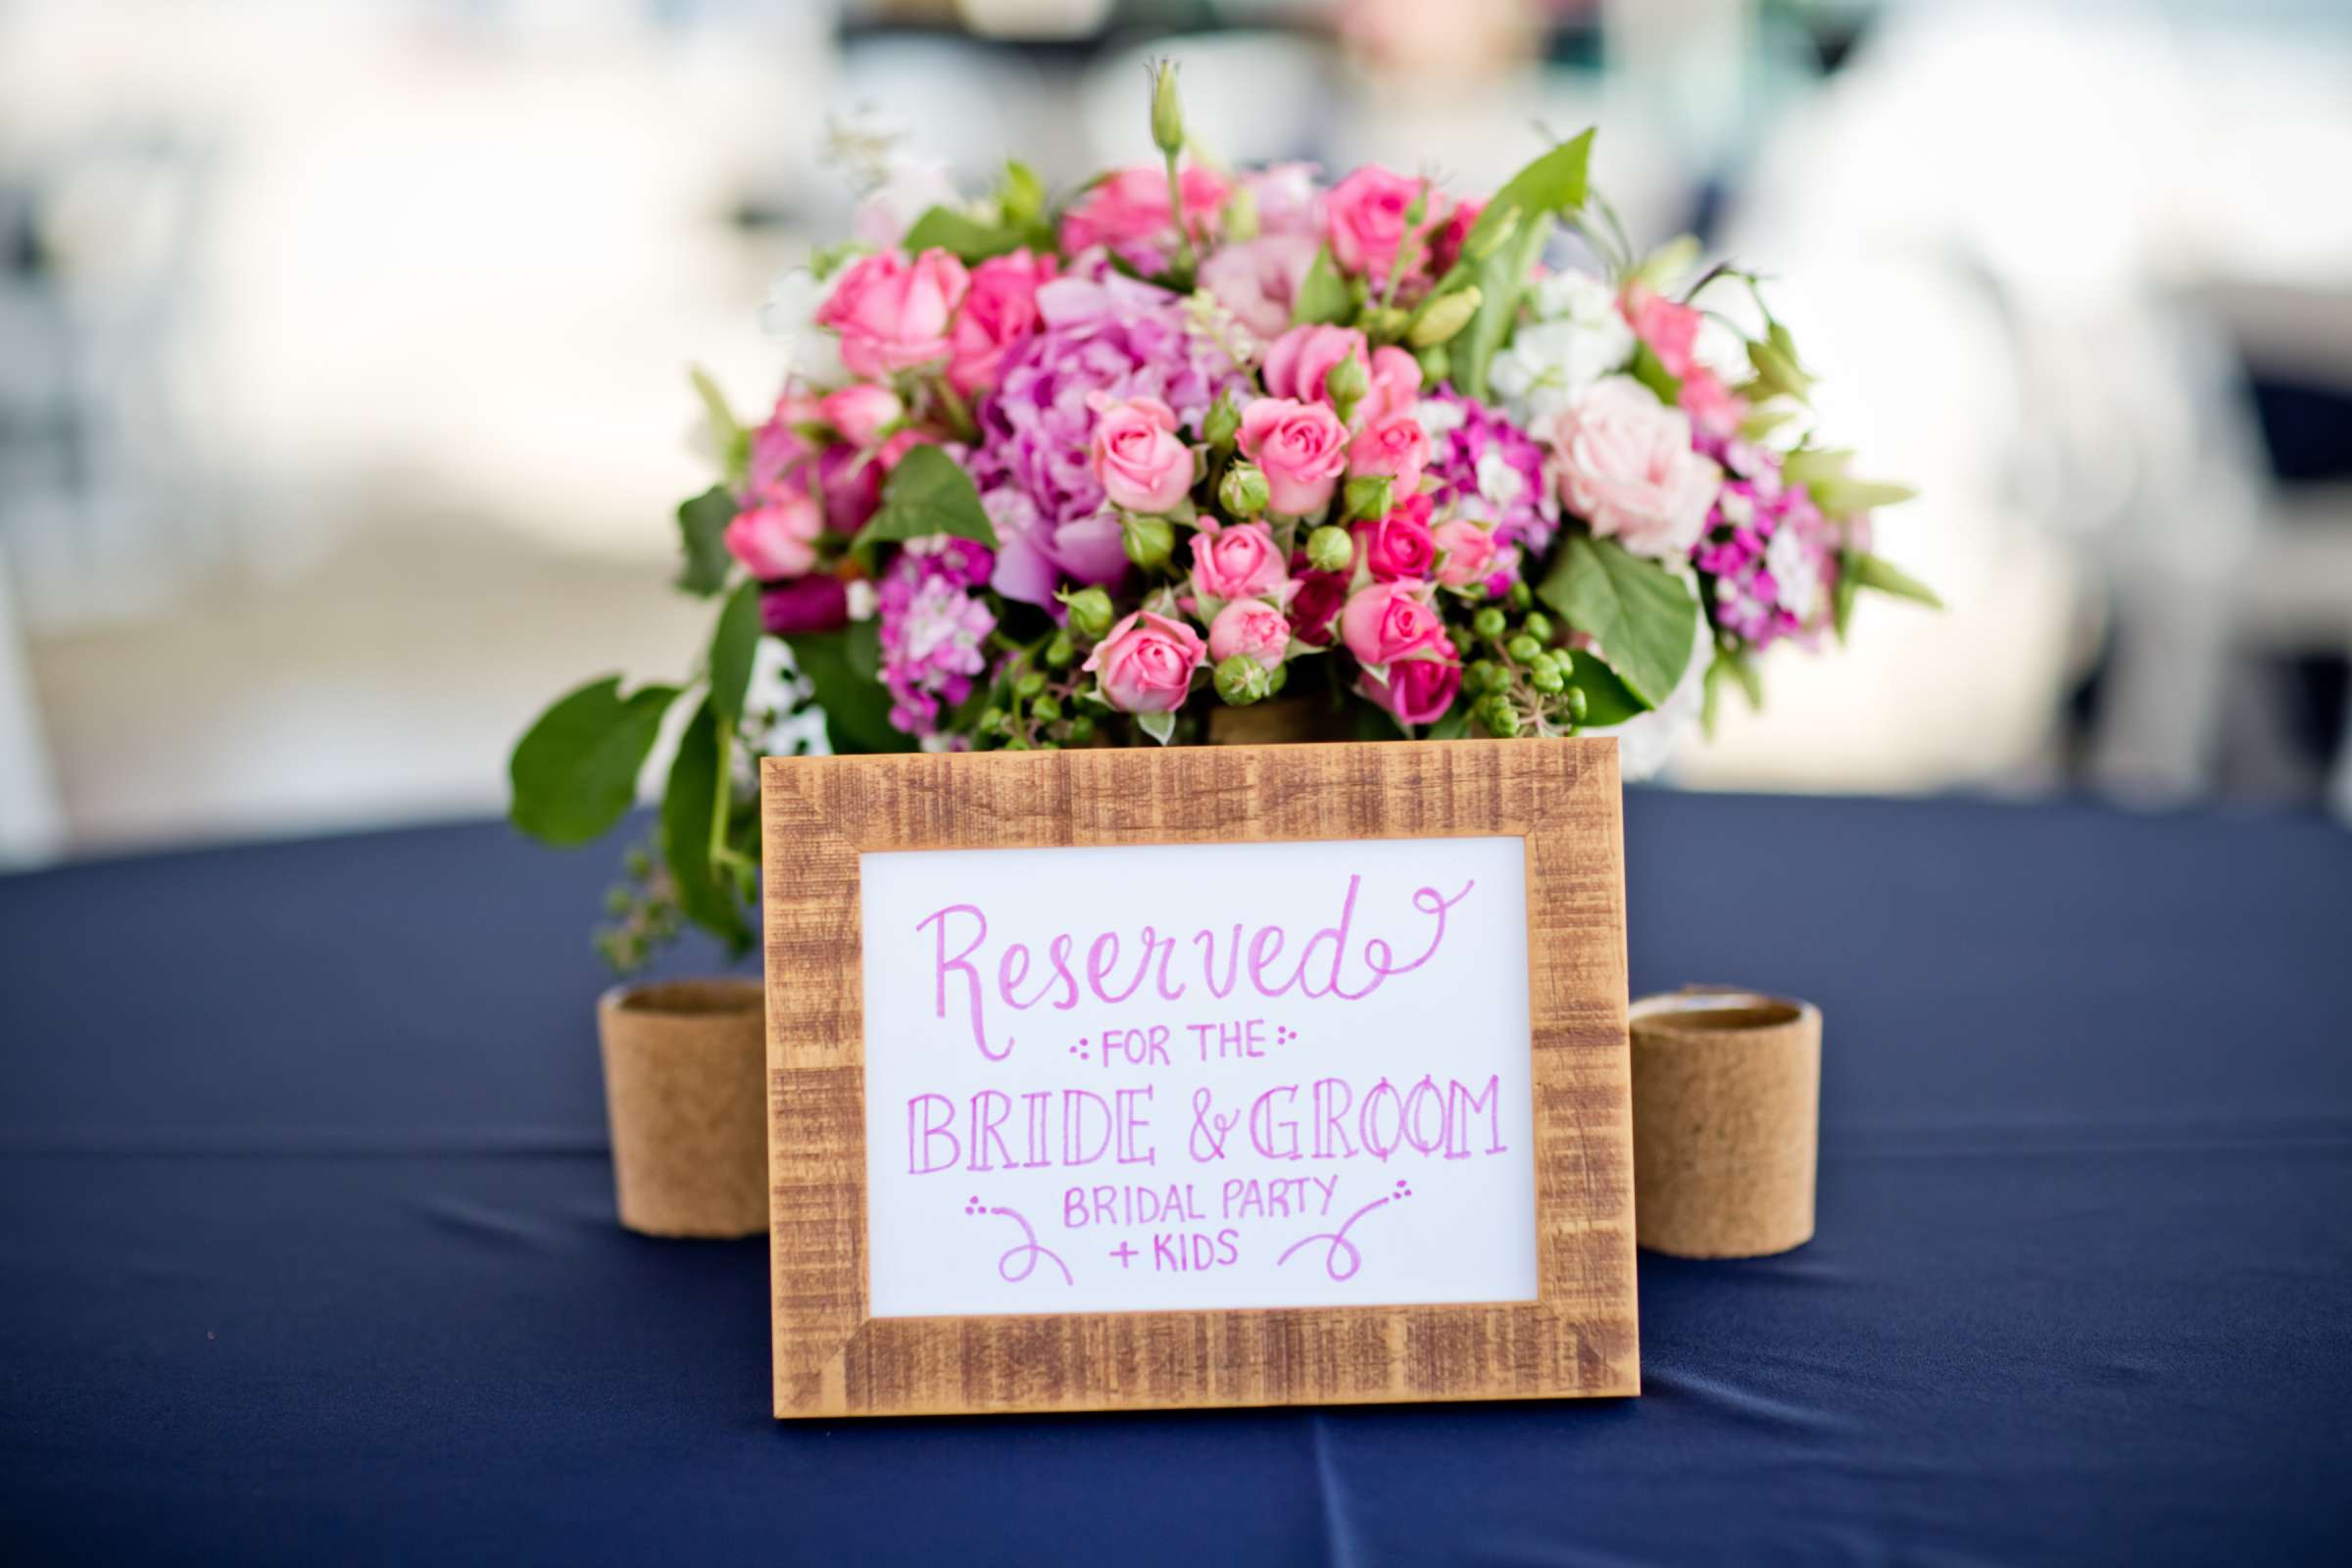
[
  {"xmin": 816, "ymin": 249, "xmax": 969, "ymax": 379},
  {"xmin": 1083, "ymin": 610, "xmax": 1206, "ymax": 714},
  {"xmin": 1189, "ymin": 521, "xmax": 1289, "ymax": 606},
  {"xmin": 1432, "ymin": 516, "xmax": 1500, "ymax": 588},
  {"xmin": 1089, "ymin": 395, "xmax": 1193, "ymax": 514},
  {"xmin": 1261, "ymin": 324, "xmax": 1370, "ymax": 406},
  {"xmin": 818, "ymin": 385, "xmax": 903, "ymax": 448},
  {"xmin": 1352, "ymin": 494, "xmax": 1438, "ymax": 582},
  {"xmin": 1199, "ymin": 235, "xmax": 1320, "ymax": 341},
  {"xmin": 1243, "ymin": 163, "xmax": 1325, "ymax": 238},
  {"xmin": 1361, "ymin": 346, "xmax": 1424, "ymax": 425},
  {"xmin": 1325, "ymin": 166, "xmax": 1445, "ymax": 283},
  {"xmin": 1347, "ymin": 410, "xmax": 1431, "ymax": 495},
  {"xmin": 1356, "ymin": 646, "xmax": 1462, "ymax": 725},
  {"xmin": 1207, "ymin": 599, "xmax": 1292, "ymax": 671},
  {"xmin": 1340, "ymin": 579, "xmax": 1446, "ymax": 667},
  {"xmin": 1622, "ymin": 285, "xmax": 1703, "ymax": 378},
  {"xmin": 1059, "ymin": 166, "xmax": 1231, "ymax": 260},
  {"xmin": 1236, "ymin": 398, "xmax": 1351, "ymax": 514},
  {"xmin": 723, "ymin": 490, "xmax": 822, "ymax": 580},
  {"xmin": 946, "ymin": 249, "xmax": 1056, "ymax": 397},
  {"xmin": 1549, "ymin": 376, "xmax": 1721, "ymax": 559}
]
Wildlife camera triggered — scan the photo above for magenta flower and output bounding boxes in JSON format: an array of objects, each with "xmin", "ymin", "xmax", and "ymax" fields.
[{"xmin": 875, "ymin": 538, "xmax": 998, "ymax": 737}]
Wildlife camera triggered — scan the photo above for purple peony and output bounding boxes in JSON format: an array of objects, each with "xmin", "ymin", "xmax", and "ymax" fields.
[{"xmin": 967, "ymin": 265, "xmax": 1247, "ymax": 605}]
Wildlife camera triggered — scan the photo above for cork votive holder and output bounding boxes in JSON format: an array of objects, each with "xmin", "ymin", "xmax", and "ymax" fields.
[
  {"xmin": 597, "ymin": 978, "xmax": 767, "ymax": 1240},
  {"xmin": 1629, "ymin": 990, "xmax": 1822, "ymax": 1258}
]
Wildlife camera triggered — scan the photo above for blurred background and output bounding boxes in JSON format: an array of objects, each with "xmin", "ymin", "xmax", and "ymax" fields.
[{"xmin": 4, "ymin": 0, "xmax": 2349, "ymax": 867}]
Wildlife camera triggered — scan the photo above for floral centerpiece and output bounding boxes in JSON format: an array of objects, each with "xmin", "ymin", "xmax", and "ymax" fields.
[{"xmin": 510, "ymin": 68, "xmax": 1932, "ymax": 969}]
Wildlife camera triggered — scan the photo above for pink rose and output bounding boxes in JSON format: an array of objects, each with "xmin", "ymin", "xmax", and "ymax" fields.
[
  {"xmin": 724, "ymin": 490, "xmax": 821, "ymax": 579},
  {"xmin": 1432, "ymin": 516, "xmax": 1500, "ymax": 588},
  {"xmin": 1678, "ymin": 366, "xmax": 1746, "ymax": 442},
  {"xmin": 1549, "ymin": 376, "xmax": 1722, "ymax": 559},
  {"xmin": 1347, "ymin": 410, "xmax": 1431, "ymax": 496},
  {"xmin": 1206, "ymin": 599, "xmax": 1292, "ymax": 672},
  {"xmin": 874, "ymin": 430, "xmax": 928, "ymax": 472},
  {"xmin": 1357, "ymin": 646, "xmax": 1462, "ymax": 726},
  {"xmin": 1261, "ymin": 324, "xmax": 1370, "ymax": 406},
  {"xmin": 1059, "ymin": 166, "xmax": 1231, "ymax": 262},
  {"xmin": 1325, "ymin": 166, "xmax": 1445, "ymax": 283},
  {"xmin": 1242, "ymin": 163, "xmax": 1326, "ymax": 238},
  {"xmin": 1189, "ymin": 521, "xmax": 1289, "ymax": 606},
  {"xmin": 760, "ymin": 574, "xmax": 850, "ymax": 635},
  {"xmin": 818, "ymin": 385, "xmax": 903, "ymax": 448},
  {"xmin": 1089, "ymin": 395, "xmax": 1194, "ymax": 514},
  {"xmin": 1361, "ymin": 346, "xmax": 1423, "ymax": 425},
  {"xmin": 1083, "ymin": 610, "xmax": 1206, "ymax": 714},
  {"xmin": 947, "ymin": 249, "xmax": 1056, "ymax": 397},
  {"xmin": 1236, "ymin": 397, "xmax": 1350, "ymax": 514},
  {"xmin": 1340, "ymin": 579, "xmax": 1446, "ymax": 667},
  {"xmin": 817, "ymin": 249, "xmax": 969, "ymax": 379},
  {"xmin": 1199, "ymin": 235, "xmax": 1320, "ymax": 342},
  {"xmin": 1353, "ymin": 496, "xmax": 1438, "ymax": 582},
  {"xmin": 1622, "ymin": 285, "xmax": 1702, "ymax": 378}
]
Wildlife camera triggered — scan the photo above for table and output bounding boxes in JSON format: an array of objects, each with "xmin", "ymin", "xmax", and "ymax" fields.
[{"xmin": 4, "ymin": 792, "xmax": 2348, "ymax": 1563}]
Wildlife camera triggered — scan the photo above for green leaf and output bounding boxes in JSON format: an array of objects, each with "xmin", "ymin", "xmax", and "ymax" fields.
[
  {"xmin": 508, "ymin": 677, "xmax": 680, "ymax": 847},
  {"xmin": 1001, "ymin": 160, "xmax": 1046, "ymax": 224},
  {"xmin": 849, "ymin": 445, "xmax": 998, "ymax": 564},
  {"xmin": 1536, "ymin": 534, "xmax": 1699, "ymax": 708},
  {"xmin": 1747, "ymin": 335, "xmax": 1813, "ymax": 403},
  {"xmin": 1847, "ymin": 552, "xmax": 1942, "ymax": 610},
  {"xmin": 1137, "ymin": 710, "xmax": 1177, "ymax": 746},
  {"xmin": 900, "ymin": 204, "xmax": 1025, "ymax": 264},
  {"xmin": 1463, "ymin": 130, "xmax": 1593, "ymax": 262},
  {"xmin": 1565, "ymin": 651, "xmax": 1652, "ymax": 728},
  {"xmin": 688, "ymin": 366, "xmax": 747, "ymax": 486},
  {"xmin": 1811, "ymin": 477, "xmax": 1920, "ymax": 516},
  {"xmin": 1290, "ymin": 245, "xmax": 1353, "ymax": 326},
  {"xmin": 1833, "ymin": 559, "xmax": 1858, "ymax": 642},
  {"xmin": 1700, "ymin": 648, "xmax": 1762, "ymax": 739},
  {"xmin": 1782, "ymin": 448, "xmax": 1852, "ymax": 491},
  {"xmin": 661, "ymin": 697, "xmax": 749, "ymax": 952},
  {"xmin": 674, "ymin": 485, "xmax": 736, "ymax": 599},
  {"xmin": 1628, "ymin": 342, "xmax": 1682, "ymax": 405},
  {"xmin": 1455, "ymin": 213, "xmax": 1551, "ymax": 401},
  {"xmin": 784, "ymin": 625, "xmax": 915, "ymax": 755},
  {"xmin": 1426, "ymin": 705, "xmax": 1472, "ymax": 740},
  {"xmin": 707, "ymin": 579, "xmax": 762, "ymax": 729},
  {"xmin": 1450, "ymin": 128, "xmax": 1594, "ymax": 400}
]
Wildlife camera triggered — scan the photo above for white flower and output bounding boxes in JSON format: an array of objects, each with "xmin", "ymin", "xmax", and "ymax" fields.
[
  {"xmin": 759, "ymin": 267, "xmax": 846, "ymax": 386},
  {"xmin": 1475, "ymin": 445, "xmax": 1526, "ymax": 508},
  {"xmin": 850, "ymin": 156, "xmax": 960, "ymax": 250},
  {"xmin": 1765, "ymin": 525, "xmax": 1822, "ymax": 621},
  {"xmin": 1490, "ymin": 306, "xmax": 1637, "ymax": 427},
  {"xmin": 1530, "ymin": 267, "xmax": 1622, "ymax": 327},
  {"xmin": 1413, "ymin": 397, "xmax": 1470, "ymax": 440}
]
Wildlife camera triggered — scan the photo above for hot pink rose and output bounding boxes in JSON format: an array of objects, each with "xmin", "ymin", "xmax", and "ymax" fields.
[
  {"xmin": 1287, "ymin": 567, "xmax": 1348, "ymax": 646},
  {"xmin": 1677, "ymin": 365, "xmax": 1746, "ymax": 442},
  {"xmin": 1550, "ymin": 376, "xmax": 1722, "ymax": 559},
  {"xmin": 947, "ymin": 249, "xmax": 1056, "ymax": 397},
  {"xmin": 818, "ymin": 385, "xmax": 903, "ymax": 448},
  {"xmin": 1261, "ymin": 324, "xmax": 1370, "ymax": 406},
  {"xmin": 1340, "ymin": 579, "xmax": 1446, "ymax": 667},
  {"xmin": 1357, "ymin": 646, "xmax": 1462, "ymax": 726},
  {"xmin": 1432, "ymin": 516, "xmax": 1500, "ymax": 588},
  {"xmin": 1428, "ymin": 196, "xmax": 1486, "ymax": 274},
  {"xmin": 1189, "ymin": 521, "xmax": 1289, "ymax": 606},
  {"xmin": 1623, "ymin": 285, "xmax": 1702, "ymax": 378},
  {"xmin": 1361, "ymin": 346, "xmax": 1424, "ymax": 425},
  {"xmin": 1325, "ymin": 166, "xmax": 1445, "ymax": 283},
  {"xmin": 1199, "ymin": 235, "xmax": 1320, "ymax": 341},
  {"xmin": 1347, "ymin": 410, "xmax": 1431, "ymax": 496},
  {"xmin": 1059, "ymin": 166, "xmax": 1231, "ymax": 260},
  {"xmin": 1089, "ymin": 395, "xmax": 1193, "ymax": 514},
  {"xmin": 816, "ymin": 249, "xmax": 969, "ymax": 379},
  {"xmin": 1206, "ymin": 599, "xmax": 1292, "ymax": 672},
  {"xmin": 1353, "ymin": 497, "xmax": 1438, "ymax": 582},
  {"xmin": 1083, "ymin": 610, "xmax": 1206, "ymax": 714},
  {"xmin": 1236, "ymin": 397, "xmax": 1350, "ymax": 514},
  {"xmin": 724, "ymin": 489, "xmax": 821, "ymax": 579},
  {"xmin": 760, "ymin": 573, "xmax": 850, "ymax": 635}
]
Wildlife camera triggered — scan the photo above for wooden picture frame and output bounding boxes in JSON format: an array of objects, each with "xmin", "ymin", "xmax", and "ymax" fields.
[{"xmin": 760, "ymin": 738, "xmax": 1638, "ymax": 1418}]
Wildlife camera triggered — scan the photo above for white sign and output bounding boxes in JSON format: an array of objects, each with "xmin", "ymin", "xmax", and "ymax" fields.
[{"xmin": 858, "ymin": 835, "xmax": 1538, "ymax": 1318}]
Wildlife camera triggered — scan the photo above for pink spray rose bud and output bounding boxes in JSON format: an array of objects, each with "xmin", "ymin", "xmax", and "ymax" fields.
[
  {"xmin": 1340, "ymin": 578, "xmax": 1446, "ymax": 667},
  {"xmin": 723, "ymin": 489, "xmax": 822, "ymax": 580},
  {"xmin": 1198, "ymin": 234, "xmax": 1321, "ymax": 342},
  {"xmin": 1357, "ymin": 645, "xmax": 1463, "ymax": 726},
  {"xmin": 815, "ymin": 249, "xmax": 969, "ymax": 380},
  {"xmin": 1622, "ymin": 284, "xmax": 1703, "ymax": 379},
  {"xmin": 1549, "ymin": 376, "xmax": 1723, "ymax": 560},
  {"xmin": 1206, "ymin": 598, "xmax": 1292, "ymax": 672},
  {"xmin": 1352, "ymin": 494, "xmax": 1439, "ymax": 583},
  {"xmin": 1188, "ymin": 520, "xmax": 1290, "ymax": 606},
  {"xmin": 1677, "ymin": 365, "xmax": 1747, "ymax": 442},
  {"xmin": 1082, "ymin": 610, "xmax": 1207, "ymax": 714},
  {"xmin": 1058, "ymin": 166, "xmax": 1231, "ymax": 263},
  {"xmin": 1347, "ymin": 410, "xmax": 1432, "ymax": 496},
  {"xmin": 1360, "ymin": 346, "xmax": 1424, "ymax": 426},
  {"xmin": 1432, "ymin": 515, "xmax": 1501, "ymax": 588},
  {"xmin": 1427, "ymin": 196, "xmax": 1486, "ymax": 274},
  {"xmin": 1324, "ymin": 166, "xmax": 1446, "ymax": 284},
  {"xmin": 1088, "ymin": 395, "xmax": 1194, "ymax": 515},
  {"xmin": 946, "ymin": 249, "xmax": 1057, "ymax": 398},
  {"xmin": 818, "ymin": 384, "xmax": 904, "ymax": 448},
  {"xmin": 1261, "ymin": 324, "xmax": 1372, "ymax": 407},
  {"xmin": 1235, "ymin": 397, "xmax": 1350, "ymax": 515}
]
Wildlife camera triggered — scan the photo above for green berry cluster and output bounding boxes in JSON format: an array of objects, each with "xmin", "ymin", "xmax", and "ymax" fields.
[
  {"xmin": 1458, "ymin": 585, "xmax": 1588, "ymax": 740},
  {"xmin": 593, "ymin": 839, "xmax": 683, "ymax": 973}
]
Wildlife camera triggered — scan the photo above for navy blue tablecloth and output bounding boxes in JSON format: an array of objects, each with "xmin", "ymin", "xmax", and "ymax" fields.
[{"xmin": 3, "ymin": 792, "xmax": 2348, "ymax": 1564}]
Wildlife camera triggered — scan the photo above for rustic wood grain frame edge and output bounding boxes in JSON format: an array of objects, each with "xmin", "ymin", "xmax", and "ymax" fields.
[{"xmin": 761, "ymin": 738, "xmax": 1639, "ymax": 1418}]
